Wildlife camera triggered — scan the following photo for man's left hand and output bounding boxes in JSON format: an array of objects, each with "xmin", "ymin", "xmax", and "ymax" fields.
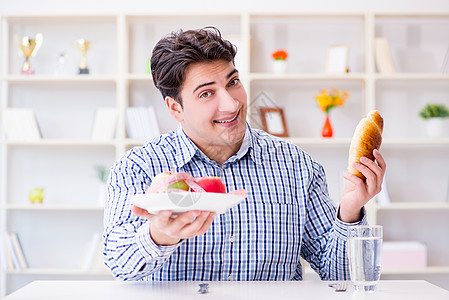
[{"xmin": 339, "ymin": 149, "xmax": 386, "ymax": 223}]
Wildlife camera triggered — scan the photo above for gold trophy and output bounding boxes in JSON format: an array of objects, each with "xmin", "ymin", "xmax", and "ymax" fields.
[
  {"xmin": 77, "ymin": 39, "xmax": 90, "ymax": 74},
  {"xmin": 19, "ymin": 34, "xmax": 43, "ymax": 75}
]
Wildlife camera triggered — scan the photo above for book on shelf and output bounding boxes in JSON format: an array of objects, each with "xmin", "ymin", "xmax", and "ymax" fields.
[
  {"xmin": 446, "ymin": 173, "xmax": 449, "ymax": 203},
  {"xmin": 376, "ymin": 176, "xmax": 391, "ymax": 205},
  {"xmin": 6, "ymin": 233, "xmax": 21, "ymax": 270},
  {"xmin": 382, "ymin": 241, "xmax": 427, "ymax": 269},
  {"xmin": 89, "ymin": 237, "xmax": 108, "ymax": 272},
  {"xmin": 91, "ymin": 107, "xmax": 118, "ymax": 140},
  {"xmin": 126, "ymin": 106, "xmax": 161, "ymax": 140},
  {"xmin": 0, "ymin": 238, "xmax": 5, "ymax": 270},
  {"xmin": 9, "ymin": 232, "xmax": 28, "ymax": 269},
  {"xmin": 225, "ymin": 36, "xmax": 247, "ymax": 73},
  {"xmin": 3, "ymin": 231, "xmax": 18, "ymax": 270},
  {"xmin": 1, "ymin": 231, "xmax": 28, "ymax": 271},
  {"xmin": 441, "ymin": 46, "xmax": 449, "ymax": 73},
  {"xmin": 82, "ymin": 233, "xmax": 100, "ymax": 271},
  {"xmin": 374, "ymin": 37, "xmax": 396, "ymax": 74},
  {"xmin": 2, "ymin": 108, "xmax": 42, "ymax": 141},
  {"xmin": 81, "ymin": 232, "xmax": 108, "ymax": 272},
  {"xmin": 2, "ymin": 232, "xmax": 15, "ymax": 270}
]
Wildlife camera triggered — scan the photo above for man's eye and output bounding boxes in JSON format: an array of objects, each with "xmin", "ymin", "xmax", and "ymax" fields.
[
  {"xmin": 200, "ymin": 91, "xmax": 212, "ymax": 98},
  {"xmin": 228, "ymin": 79, "xmax": 239, "ymax": 86}
]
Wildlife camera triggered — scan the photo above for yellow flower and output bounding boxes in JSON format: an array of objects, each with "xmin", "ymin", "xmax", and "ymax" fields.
[{"xmin": 314, "ymin": 88, "xmax": 349, "ymax": 114}]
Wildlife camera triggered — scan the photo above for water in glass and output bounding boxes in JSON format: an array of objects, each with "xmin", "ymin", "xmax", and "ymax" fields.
[{"xmin": 348, "ymin": 226, "xmax": 383, "ymax": 292}]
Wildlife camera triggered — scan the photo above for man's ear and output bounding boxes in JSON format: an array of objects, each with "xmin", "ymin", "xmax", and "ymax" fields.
[{"xmin": 165, "ymin": 96, "xmax": 184, "ymax": 122}]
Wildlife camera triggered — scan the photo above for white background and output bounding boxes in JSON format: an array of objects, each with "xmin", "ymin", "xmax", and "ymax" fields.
[
  {"xmin": 1, "ymin": 0, "xmax": 449, "ymax": 294},
  {"xmin": 1, "ymin": 0, "xmax": 449, "ymax": 14}
]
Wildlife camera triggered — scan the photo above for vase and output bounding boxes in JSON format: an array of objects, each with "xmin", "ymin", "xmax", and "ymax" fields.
[
  {"xmin": 426, "ymin": 118, "xmax": 445, "ymax": 138},
  {"xmin": 321, "ymin": 114, "xmax": 333, "ymax": 138},
  {"xmin": 272, "ymin": 60, "xmax": 287, "ymax": 74}
]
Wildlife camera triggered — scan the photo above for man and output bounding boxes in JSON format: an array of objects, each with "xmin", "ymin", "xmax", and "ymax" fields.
[{"xmin": 103, "ymin": 27, "xmax": 386, "ymax": 281}]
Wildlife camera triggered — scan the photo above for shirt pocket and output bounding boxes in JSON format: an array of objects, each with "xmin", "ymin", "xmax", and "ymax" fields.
[{"xmin": 248, "ymin": 200, "xmax": 303, "ymax": 251}]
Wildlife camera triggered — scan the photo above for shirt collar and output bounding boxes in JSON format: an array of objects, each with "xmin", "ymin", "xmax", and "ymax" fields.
[
  {"xmin": 232, "ymin": 125, "xmax": 250, "ymax": 159},
  {"xmin": 174, "ymin": 123, "xmax": 263, "ymax": 168},
  {"xmin": 246, "ymin": 125, "xmax": 263, "ymax": 165},
  {"xmin": 174, "ymin": 125, "xmax": 198, "ymax": 168}
]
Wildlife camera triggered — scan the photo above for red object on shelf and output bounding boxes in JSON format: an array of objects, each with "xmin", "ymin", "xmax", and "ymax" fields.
[{"xmin": 321, "ymin": 114, "xmax": 333, "ymax": 138}]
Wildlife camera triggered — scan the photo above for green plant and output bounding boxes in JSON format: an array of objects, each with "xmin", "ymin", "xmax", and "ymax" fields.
[
  {"xmin": 419, "ymin": 104, "xmax": 449, "ymax": 119},
  {"xmin": 94, "ymin": 165, "xmax": 108, "ymax": 183}
]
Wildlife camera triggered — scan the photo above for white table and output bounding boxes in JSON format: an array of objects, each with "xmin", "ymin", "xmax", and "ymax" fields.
[{"xmin": 4, "ymin": 280, "xmax": 449, "ymax": 300}]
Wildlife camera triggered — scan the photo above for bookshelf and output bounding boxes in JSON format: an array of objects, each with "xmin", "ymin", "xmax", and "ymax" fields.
[{"xmin": 1, "ymin": 11, "xmax": 449, "ymax": 296}]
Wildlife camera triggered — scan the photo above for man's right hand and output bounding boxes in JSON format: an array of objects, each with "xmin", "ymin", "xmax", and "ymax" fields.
[{"xmin": 131, "ymin": 205, "xmax": 216, "ymax": 246}]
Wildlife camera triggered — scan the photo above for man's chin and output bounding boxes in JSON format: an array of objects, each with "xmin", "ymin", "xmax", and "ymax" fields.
[{"xmin": 216, "ymin": 124, "xmax": 245, "ymax": 146}]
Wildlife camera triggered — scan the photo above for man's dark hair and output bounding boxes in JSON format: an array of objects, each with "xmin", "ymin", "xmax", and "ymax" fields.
[{"xmin": 150, "ymin": 27, "xmax": 236, "ymax": 108}]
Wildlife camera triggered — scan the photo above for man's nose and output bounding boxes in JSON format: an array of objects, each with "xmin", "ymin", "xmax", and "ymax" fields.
[{"xmin": 218, "ymin": 90, "xmax": 238, "ymax": 112}]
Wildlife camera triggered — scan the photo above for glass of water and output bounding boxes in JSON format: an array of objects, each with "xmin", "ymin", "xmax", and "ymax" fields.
[{"xmin": 348, "ymin": 225, "xmax": 383, "ymax": 292}]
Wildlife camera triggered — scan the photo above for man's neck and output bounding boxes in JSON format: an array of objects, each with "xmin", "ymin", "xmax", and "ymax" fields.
[
  {"xmin": 197, "ymin": 141, "xmax": 243, "ymax": 165},
  {"xmin": 180, "ymin": 123, "xmax": 248, "ymax": 165}
]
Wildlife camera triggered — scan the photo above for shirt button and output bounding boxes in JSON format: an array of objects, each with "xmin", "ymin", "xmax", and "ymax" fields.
[
  {"xmin": 221, "ymin": 165, "xmax": 226, "ymax": 170},
  {"xmin": 227, "ymin": 275, "xmax": 233, "ymax": 281},
  {"xmin": 229, "ymin": 236, "xmax": 235, "ymax": 243}
]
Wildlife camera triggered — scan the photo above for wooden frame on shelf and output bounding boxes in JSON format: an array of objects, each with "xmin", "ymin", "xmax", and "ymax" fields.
[
  {"xmin": 325, "ymin": 44, "xmax": 349, "ymax": 74},
  {"xmin": 259, "ymin": 107, "xmax": 289, "ymax": 137}
]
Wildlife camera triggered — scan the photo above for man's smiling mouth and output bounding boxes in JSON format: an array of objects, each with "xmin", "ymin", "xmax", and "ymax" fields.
[{"xmin": 214, "ymin": 111, "xmax": 239, "ymax": 124}]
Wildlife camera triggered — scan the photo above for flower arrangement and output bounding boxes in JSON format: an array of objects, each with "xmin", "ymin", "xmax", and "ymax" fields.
[
  {"xmin": 314, "ymin": 88, "xmax": 349, "ymax": 114},
  {"xmin": 272, "ymin": 50, "xmax": 288, "ymax": 60},
  {"xmin": 419, "ymin": 103, "xmax": 449, "ymax": 119}
]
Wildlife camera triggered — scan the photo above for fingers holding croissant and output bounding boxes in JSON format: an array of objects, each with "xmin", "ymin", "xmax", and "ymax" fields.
[
  {"xmin": 350, "ymin": 149, "xmax": 386, "ymax": 193},
  {"xmin": 348, "ymin": 110, "xmax": 384, "ymax": 181}
]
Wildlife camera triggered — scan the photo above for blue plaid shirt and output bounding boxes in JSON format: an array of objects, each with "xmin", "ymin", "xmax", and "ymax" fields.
[{"xmin": 104, "ymin": 124, "xmax": 367, "ymax": 281}]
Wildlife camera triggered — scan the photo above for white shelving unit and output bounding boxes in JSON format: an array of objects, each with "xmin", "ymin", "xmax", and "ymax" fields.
[
  {"xmin": 0, "ymin": 14, "xmax": 120, "ymax": 297},
  {"xmin": 2, "ymin": 204, "xmax": 105, "ymax": 211},
  {"xmin": 246, "ymin": 11, "xmax": 449, "ymax": 291},
  {"xmin": 0, "ymin": 11, "xmax": 448, "ymax": 297}
]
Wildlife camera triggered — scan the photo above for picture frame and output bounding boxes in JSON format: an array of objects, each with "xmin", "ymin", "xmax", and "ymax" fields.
[
  {"xmin": 325, "ymin": 44, "xmax": 349, "ymax": 74},
  {"xmin": 259, "ymin": 107, "xmax": 289, "ymax": 137}
]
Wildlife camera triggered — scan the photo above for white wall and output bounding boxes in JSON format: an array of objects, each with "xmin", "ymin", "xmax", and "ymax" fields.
[{"xmin": 1, "ymin": 0, "xmax": 449, "ymax": 14}]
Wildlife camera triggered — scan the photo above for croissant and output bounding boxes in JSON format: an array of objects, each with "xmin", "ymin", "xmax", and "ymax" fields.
[{"xmin": 348, "ymin": 110, "xmax": 384, "ymax": 180}]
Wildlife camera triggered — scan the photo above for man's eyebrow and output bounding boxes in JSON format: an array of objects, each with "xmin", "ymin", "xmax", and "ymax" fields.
[
  {"xmin": 192, "ymin": 69, "xmax": 239, "ymax": 94},
  {"xmin": 193, "ymin": 81, "xmax": 215, "ymax": 94},
  {"xmin": 227, "ymin": 68, "xmax": 238, "ymax": 78}
]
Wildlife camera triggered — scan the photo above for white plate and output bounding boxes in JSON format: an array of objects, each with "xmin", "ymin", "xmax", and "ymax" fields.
[{"xmin": 131, "ymin": 192, "xmax": 246, "ymax": 214}]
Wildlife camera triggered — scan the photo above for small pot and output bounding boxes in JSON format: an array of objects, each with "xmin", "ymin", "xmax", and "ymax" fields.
[
  {"xmin": 426, "ymin": 118, "xmax": 445, "ymax": 138},
  {"xmin": 272, "ymin": 60, "xmax": 287, "ymax": 74}
]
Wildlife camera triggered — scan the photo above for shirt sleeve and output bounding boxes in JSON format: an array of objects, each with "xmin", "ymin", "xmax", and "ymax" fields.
[
  {"xmin": 299, "ymin": 161, "xmax": 368, "ymax": 281},
  {"xmin": 103, "ymin": 153, "xmax": 181, "ymax": 280}
]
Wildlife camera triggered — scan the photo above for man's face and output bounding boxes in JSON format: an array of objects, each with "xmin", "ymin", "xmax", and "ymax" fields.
[{"xmin": 167, "ymin": 60, "xmax": 247, "ymax": 158}]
